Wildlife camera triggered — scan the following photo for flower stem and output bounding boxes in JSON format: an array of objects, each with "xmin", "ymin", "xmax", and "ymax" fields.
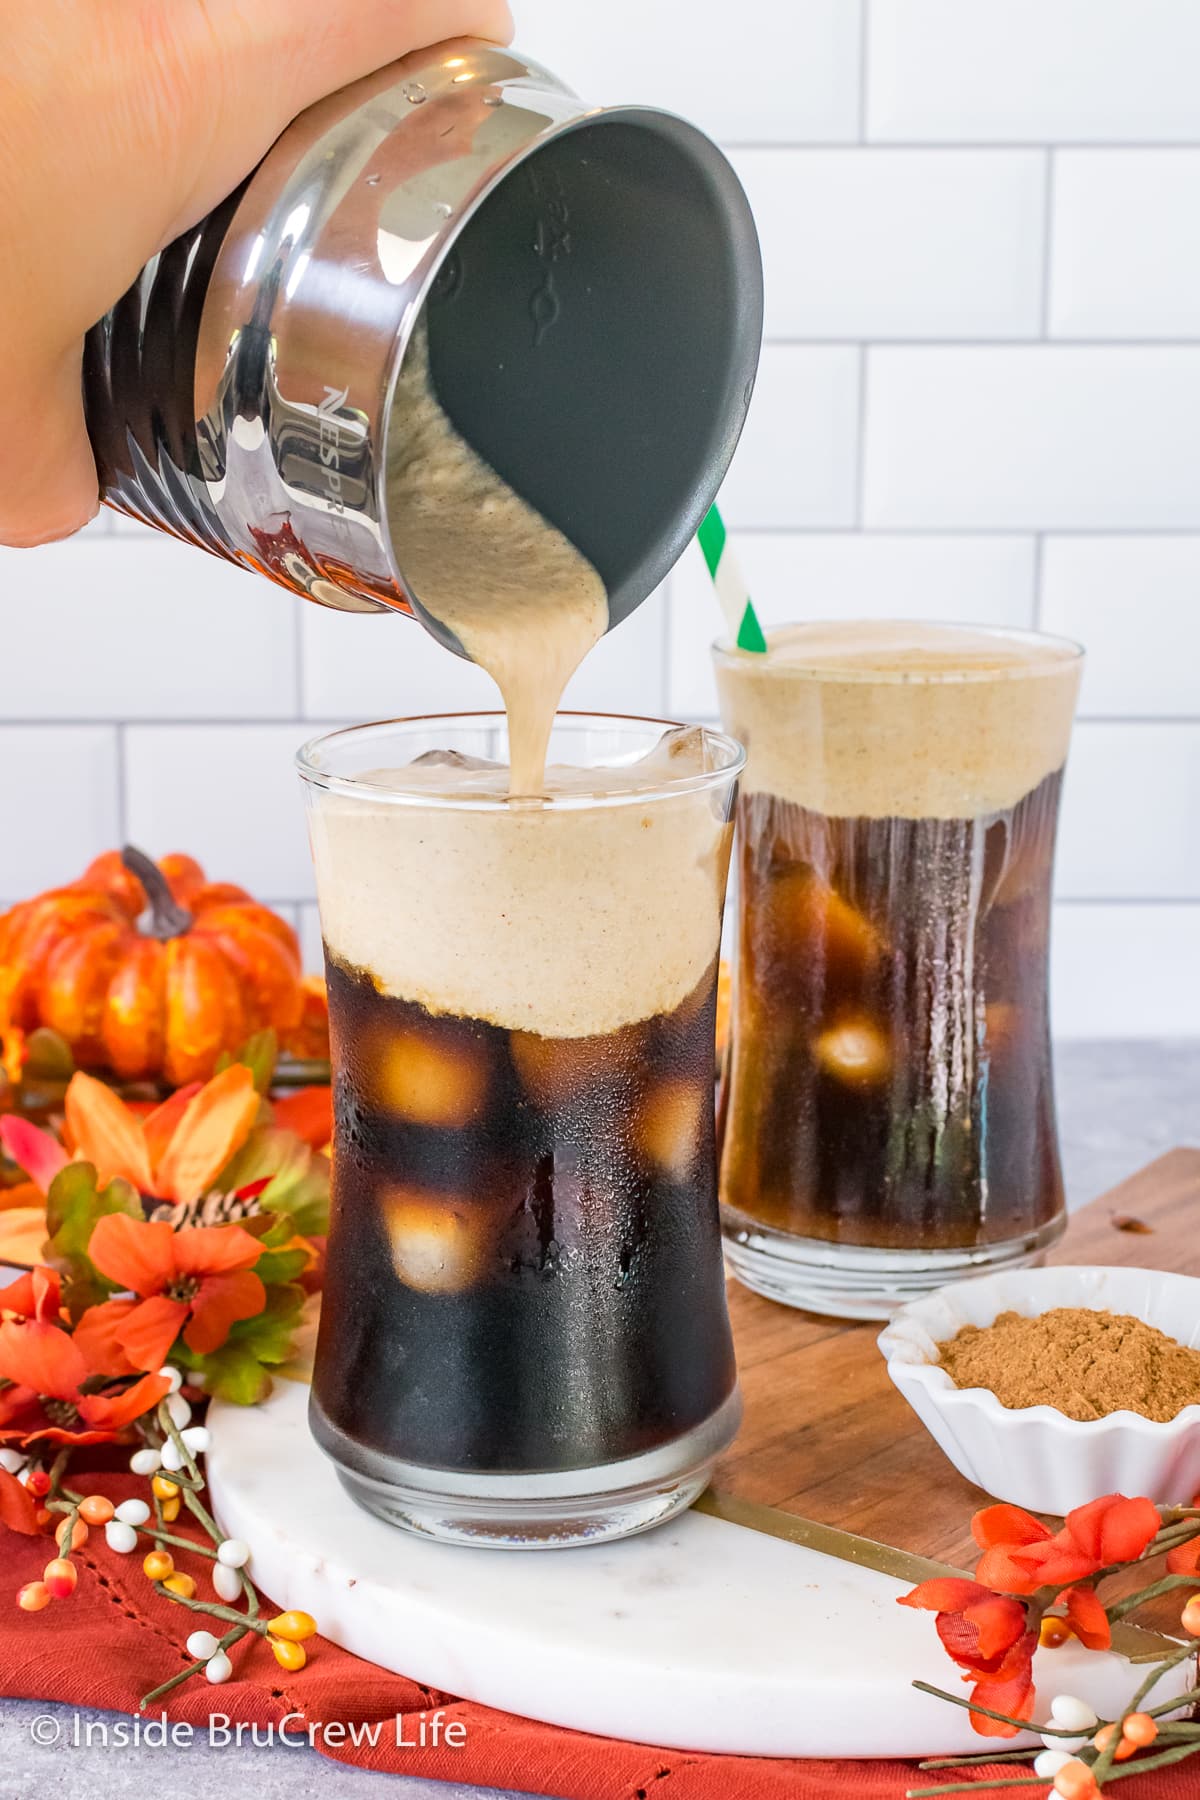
[
  {"xmin": 1107, "ymin": 1573, "xmax": 1200, "ymax": 1622},
  {"xmin": 139, "ymin": 1624, "xmax": 249, "ymax": 1709},
  {"xmin": 910, "ymin": 1681, "xmax": 1097, "ymax": 1738},
  {"xmin": 150, "ymin": 1582, "xmax": 271, "ymax": 1636}
]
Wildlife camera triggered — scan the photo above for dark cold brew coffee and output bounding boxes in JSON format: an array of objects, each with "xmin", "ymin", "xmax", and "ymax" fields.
[{"xmin": 715, "ymin": 622, "xmax": 1082, "ymax": 1318}]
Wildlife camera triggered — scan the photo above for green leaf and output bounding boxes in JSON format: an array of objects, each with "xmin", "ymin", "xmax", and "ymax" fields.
[
  {"xmin": 181, "ymin": 1283, "xmax": 306, "ymax": 1405},
  {"xmin": 252, "ymin": 1245, "xmax": 310, "ymax": 1286},
  {"xmin": 215, "ymin": 1029, "xmax": 278, "ymax": 1095},
  {"xmin": 218, "ymin": 1128, "xmax": 329, "ymax": 1237},
  {"xmin": 22, "ymin": 1028, "xmax": 76, "ymax": 1083},
  {"xmin": 44, "ymin": 1162, "xmax": 143, "ymax": 1319}
]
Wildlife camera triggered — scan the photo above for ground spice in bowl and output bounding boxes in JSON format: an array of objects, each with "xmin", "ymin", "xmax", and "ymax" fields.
[{"xmin": 937, "ymin": 1306, "xmax": 1200, "ymax": 1422}]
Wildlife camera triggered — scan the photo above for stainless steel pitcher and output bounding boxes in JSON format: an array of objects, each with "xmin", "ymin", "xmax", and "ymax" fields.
[{"xmin": 83, "ymin": 38, "xmax": 763, "ymax": 653}]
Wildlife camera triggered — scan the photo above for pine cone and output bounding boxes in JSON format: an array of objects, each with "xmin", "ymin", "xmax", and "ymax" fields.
[{"xmin": 150, "ymin": 1191, "xmax": 263, "ymax": 1229}]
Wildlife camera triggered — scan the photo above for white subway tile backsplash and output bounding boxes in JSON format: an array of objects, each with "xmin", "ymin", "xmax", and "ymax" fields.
[
  {"xmin": 301, "ymin": 587, "xmax": 668, "ymax": 720},
  {"xmin": 718, "ymin": 347, "xmax": 859, "ymax": 529},
  {"xmin": 868, "ymin": 0, "xmax": 1200, "ymax": 142},
  {"xmin": 667, "ymin": 534, "xmax": 1037, "ymax": 717},
  {"xmin": 1042, "ymin": 539, "xmax": 1200, "ymax": 717},
  {"xmin": 124, "ymin": 725, "xmax": 316, "ymax": 903},
  {"xmin": 301, "ymin": 603, "xmax": 498, "ymax": 720},
  {"xmin": 864, "ymin": 349, "xmax": 1200, "ymax": 530},
  {"xmin": 1052, "ymin": 904, "xmax": 1200, "ymax": 1038},
  {"xmin": 0, "ymin": 727, "xmax": 120, "ymax": 895},
  {"xmin": 1057, "ymin": 724, "xmax": 1200, "ymax": 899},
  {"xmin": 560, "ymin": 588, "xmax": 668, "ymax": 716},
  {"xmin": 0, "ymin": 535, "xmax": 298, "ymax": 720},
  {"xmin": 1050, "ymin": 152, "xmax": 1200, "ymax": 339},
  {"xmin": 510, "ymin": 0, "xmax": 863, "ymax": 142},
  {"xmin": 734, "ymin": 150, "xmax": 1045, "ymax": 340}
]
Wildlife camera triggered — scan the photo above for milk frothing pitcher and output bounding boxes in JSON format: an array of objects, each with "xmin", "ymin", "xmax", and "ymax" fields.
[{"xmin": 83, "ymin": 39, "xmax": 763, "ymax": 651}]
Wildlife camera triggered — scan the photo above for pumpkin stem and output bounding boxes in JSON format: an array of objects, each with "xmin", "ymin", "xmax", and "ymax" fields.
[{"xmin": 121, "ymin": 846, "xmax": 194, "ymax": 942}]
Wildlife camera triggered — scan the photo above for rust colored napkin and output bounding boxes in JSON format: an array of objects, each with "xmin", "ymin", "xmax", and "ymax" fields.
[{"xmin": 1, "ymin": 1473, "xmax": 1193, "ymax": 1800}]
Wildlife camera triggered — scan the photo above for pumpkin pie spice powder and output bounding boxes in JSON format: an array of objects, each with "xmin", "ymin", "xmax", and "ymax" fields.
[{"xmin": 938, "ymin": 1307, "xmax": 1200, "ymax": 1422}]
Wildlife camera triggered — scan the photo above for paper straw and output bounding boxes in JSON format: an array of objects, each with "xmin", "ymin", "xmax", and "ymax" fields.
[{"xmin": 697, "ymin": 504, "xmax": 766, "ymax": 653}]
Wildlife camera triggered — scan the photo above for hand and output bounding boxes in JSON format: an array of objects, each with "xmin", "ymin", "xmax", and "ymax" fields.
[{"xmin": 0, "ymin": 0, "xmax": 513, "ymax": 548}]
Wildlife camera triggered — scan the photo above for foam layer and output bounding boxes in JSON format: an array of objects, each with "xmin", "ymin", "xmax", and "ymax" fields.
[
  {"xmin": 306, "ymin": 736, "xmax": 734, "ymax": 1038},
  {"xmin": 386, "ymin": 324, "xmax": 607, "ymax": 795},
  {"xmin": 715, "ymin": 621, "xmax": 1082, "ymax": 820}
]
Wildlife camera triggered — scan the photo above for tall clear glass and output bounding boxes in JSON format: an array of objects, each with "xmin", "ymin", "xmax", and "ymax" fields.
[
  {"xmin": 715, "ymin": 623, "xmax": 1083, "ymax": 1320},
  {"xmin": 297, "ymin": 713, "xmax": 744, "ymax": 1546}
]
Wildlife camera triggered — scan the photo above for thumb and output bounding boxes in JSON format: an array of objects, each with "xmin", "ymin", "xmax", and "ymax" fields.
[
  {"xmin": 169, "ymin": 0, "xmax": 516, "ymax": 236},
  {"xmin": 0, "ymin": 346, "xmax": 99, "ymax": 547}
]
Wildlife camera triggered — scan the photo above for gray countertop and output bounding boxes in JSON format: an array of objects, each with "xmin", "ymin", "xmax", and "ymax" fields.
[{"xmin": 2, "ymin": 1039, "xmax": 1197, "ymax": 1800}]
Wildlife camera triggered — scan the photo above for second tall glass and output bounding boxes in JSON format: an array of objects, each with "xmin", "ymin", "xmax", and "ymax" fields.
[
  {"xmin": 298, "ymin": 713, "xmax": 744, "ymax": 1546},
  {"xmin": 715, "ymin": 622, "xmax": 1083, "ymax": 1319}
]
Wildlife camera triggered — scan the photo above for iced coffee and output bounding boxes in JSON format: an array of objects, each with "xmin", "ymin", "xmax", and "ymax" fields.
[
  {"xmin": 715, "ymin": 622, "xmax": 1083, "ymax": 1319},
  {"xmin": 298, "ymin": 714, "xmax": 743, "ymax": 1545}
]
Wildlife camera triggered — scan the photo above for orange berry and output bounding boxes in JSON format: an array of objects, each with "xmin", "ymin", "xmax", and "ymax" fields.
[
  {"xmin": 1122, "ymin": 1713, "xmax": 1158, "ymax": 1749},
  {"xmin": 16, "ymin": 1581, "xmax": 51, "ymax": 1612},
  {"xmin": 267, "ymin": 1610, "xmax": 317, "ymax": 1642},
  {"xmin": 55, "ymin": 1516, "xmax": 88, "ymax": 1550},
  {"xmin": 1094, "ymin": 1723, "xmax": 1137, "ymax": 1763},
  {"xmin": 1182, "ymin": 1594, "xmax": 1200, "ymax": 1636},
  {"xmin": 160, "ymin": 1497, "xmax": 181, "ymax": 1523},
  {"xmin": 269, "ymin": 1636, "xmax": 307, "ymax": 1672},
  {"xmin": 25, "ymin": 1470, "xmax": 50, "ymax": 1498},
  {"xmin": 162, "ymin": 1572, "xmax": 196, "ymax": 1599},
  {"xmin": 78, "ymin": 1495, "xmax": 114, "ymax": 1526},
  {"xmin": 1039, "ymin": 1615, "xmax": 1074, "ymax": 1648},
  {"xmin": 1054, "ymin": 1760, "xmax": 1099, "ymax": 1800},
  {"xmin": 142, "ymin": 1550, "xmax": 174, "ymax": 1582},
  {"xmin": 42, "ymin": 1558, "xmax": 77, "ymax": 1600},
  {"xmin": 151, "ymin": 1476, "xmax": 179, "ymax": 1501},
  {"xmin": 34, "ymin": 1508, "xmax": 51, "ymax": 1528}
]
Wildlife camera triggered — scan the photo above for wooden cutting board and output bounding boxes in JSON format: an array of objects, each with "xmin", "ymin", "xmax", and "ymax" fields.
[{"xmin": 715, "ymin": 1147, "xmax": 1200, "ymax": 1575}]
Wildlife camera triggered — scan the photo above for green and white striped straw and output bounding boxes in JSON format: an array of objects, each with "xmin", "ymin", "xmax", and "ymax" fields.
[{"xmin": 697, "ymin": 503, "xmax": 766, "ymax": 654}]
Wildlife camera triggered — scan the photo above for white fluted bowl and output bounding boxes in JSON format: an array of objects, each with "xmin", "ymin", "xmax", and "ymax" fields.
[{"xmin": 878, "ymin": 1266, "xmax": 1200, "ymax": 1514}]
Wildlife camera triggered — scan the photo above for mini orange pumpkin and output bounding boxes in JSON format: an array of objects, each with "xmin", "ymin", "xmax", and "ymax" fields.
[{"xmin": 0, "ymin": 848, "xmax": 306, "ymax": 1086}]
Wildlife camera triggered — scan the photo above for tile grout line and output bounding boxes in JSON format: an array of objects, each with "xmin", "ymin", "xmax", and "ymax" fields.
[
  {"xmin": 854, "ymin": 347, "xmax": 869, "ymax": 528},
  {"xmin": 659, "ymin": 571, "xmax": 674, "ymax": 719},
  {"xmin": 114, "ymin": 721, "xmax": 128, "ymax": 844},
  {"xmin": 857, "ymin": 0, "xmax": 871, "ymax": 142},
  {"xmin": 293, "ymin": 609, "xmax": 306, "ymax": 719}
]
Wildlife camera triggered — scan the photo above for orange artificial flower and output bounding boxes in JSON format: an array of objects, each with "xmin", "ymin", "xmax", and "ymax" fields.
[
  {"xmin": 898, "ymin": 1577, "xmax": 1037, "ymax": 1736},
  {"xmin": 973, "ymin": 1496, "xmax": 1162, "ymax": 1596},
  {"xmin": 81, "ymin": 1214, "xmax": 265, "ymax": 1371},
  {"xmin": 0, "ymin": 1265, "xmax": 170, "ymax": 1445},
  {"xmin": 1058, "ymin": 1583, "xmax": 1112, "ymax": 1650},
  {"xmin": 0, "ymin": 1063, "xmax": 260, "ymax": 1208}
]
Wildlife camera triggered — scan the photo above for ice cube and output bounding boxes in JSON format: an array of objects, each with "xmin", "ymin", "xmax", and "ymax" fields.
[
  {"xmin": 372, "ymin": 1027, "xmax": 489, "ymax": 1126},
  {"xmin": 812, "ymin": 1017, "xmax": 892, "ymax": 1090},
  {"xmin": 635, "ymin": 723, "xmax": 710, "ymax": 780},
  {"xmin": 633, "ymin": 1077, "xmax": 710, "ymax": 1178},
  {"xmin": 510, "ymin": 1028, "xmax": 621, "ymax": 1107},
  {"xmin": 408, "ymin": 749, "xmax": 499, "ymax": 771},
  {"xmin": 382, "ymin": 1187, "xmax": 494, "ymax": 1293},
  {"xmin": 763, "ymin": 869, "xmax": 882, "ymax": 988}
]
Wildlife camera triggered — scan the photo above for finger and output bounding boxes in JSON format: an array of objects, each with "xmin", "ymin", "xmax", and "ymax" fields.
[
  {"xmin": 0, "ymin": 346, "xmax": 99, "ymax": 547},
  {"xmin": 171, "ymin": 0, "xmax": 515, "ymax": 233}
]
